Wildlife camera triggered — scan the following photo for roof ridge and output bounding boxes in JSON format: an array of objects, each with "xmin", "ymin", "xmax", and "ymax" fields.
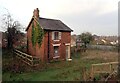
[{"xmin": 39, "ymin": 17, "xmax": 60, "ymax": 21}]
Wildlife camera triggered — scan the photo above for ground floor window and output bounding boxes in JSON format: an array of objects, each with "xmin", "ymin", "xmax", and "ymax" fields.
[{"xmin": 54, "ymin": 46, "xmax": 59, "ymax": 56}]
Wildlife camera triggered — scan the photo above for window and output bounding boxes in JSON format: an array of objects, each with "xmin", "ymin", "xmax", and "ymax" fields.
[
  {"xmin": 54, "ymin": 32, "xmax": 59, "ymax": 40},
  {"xmin": 54, "ymin": 46, "xmax": 59, "ymax": 56},
  {"xmin": 52, "ymin": 31, "xmax": 61, "ymax": 40}
]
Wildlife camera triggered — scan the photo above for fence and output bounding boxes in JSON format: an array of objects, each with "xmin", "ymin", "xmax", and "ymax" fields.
[
  {"xmin": 14, "ymin": 49, "xmax": 40, "ymax": 66},
  {"xmin": 91, "ymin": 62, "xmax": 118, "ymax": 78},
  {"xmin": 87, "ymin": 45, "xmax": 117, "ymax": 51}
]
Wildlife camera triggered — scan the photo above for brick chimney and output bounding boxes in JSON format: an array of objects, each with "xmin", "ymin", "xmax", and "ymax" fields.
[{"xmin": 33, "ymin": 8, "xmax": 39, "ymax": 19}]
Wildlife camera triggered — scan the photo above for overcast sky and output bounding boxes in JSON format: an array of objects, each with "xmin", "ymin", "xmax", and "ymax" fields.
[{"xmin": 0, "ymin": 0, "xmax": 119, "ymax": 36}]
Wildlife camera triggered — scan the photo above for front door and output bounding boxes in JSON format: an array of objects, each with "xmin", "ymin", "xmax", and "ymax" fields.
[{"xmin": 66, "ymin": 45, "xmax": 70, "ymax": 60}]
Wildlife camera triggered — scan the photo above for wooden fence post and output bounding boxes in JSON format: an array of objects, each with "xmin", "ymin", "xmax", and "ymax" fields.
[
  {"xmin": 110, "ymin": 64, "xmax": 113, "ymax": 73},
  {"xmin": 83, "ymin": 67, "xmax": 86, "ymax": 81},
  {"xmin": 91, "ymin": 65, "xmax": 94, "ymax": 79},
  {"xmin": 31, "ymin": 57, "xmax": 33, "ymax": 66}
]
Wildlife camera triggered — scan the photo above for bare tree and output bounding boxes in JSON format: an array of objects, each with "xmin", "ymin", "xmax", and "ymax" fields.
[{"xmin": 1, "ymin": 10, "xmax": 22, "ymax": 49}]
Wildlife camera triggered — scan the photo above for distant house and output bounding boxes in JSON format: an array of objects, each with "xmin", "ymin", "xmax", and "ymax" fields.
[
  {"xmin": 71, "ymin": 35, "xmax": 76, "ymax": 47},
  {"xmin": 1, "ymin": 31, "xmax": 27, "ymax": 49},
  {"xmin": 1, "ymin": 32, "xmax": 7, "ymax": 48},
  {"xmin": 76, "ymin": 36, "xmax": 85, "ymax": 47},
  {"xmin": 101, "ymin": 39, "xmax": 107, "ymax": 44},
  {"xmin": 13, "ymin": 33, "xmax": 27, "ymax": 48},
  {"xmin": 26, "ymin": 8, "xmax": 73, "ymax": 62},
  {"xmin": 110, "ymin": 40, "xmax": 118, "ymax": 45}
]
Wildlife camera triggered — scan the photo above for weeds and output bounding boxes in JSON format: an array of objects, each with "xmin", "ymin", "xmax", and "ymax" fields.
[{"xmin": 2, "ymin": 49, "xmax": 118, "ymax": 81}]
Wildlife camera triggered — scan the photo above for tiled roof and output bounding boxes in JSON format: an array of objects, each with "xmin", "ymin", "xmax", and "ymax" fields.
[{"xmin": 39, "ymin": 17, "xmax": 73, "ymax": 31}]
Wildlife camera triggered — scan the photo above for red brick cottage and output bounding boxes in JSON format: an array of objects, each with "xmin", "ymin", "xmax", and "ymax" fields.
[{"xmin": 26, "ymin": 8, "xmax": 73, "ymax": 62}]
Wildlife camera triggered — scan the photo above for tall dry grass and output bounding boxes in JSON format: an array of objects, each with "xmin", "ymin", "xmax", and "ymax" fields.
[{"xmin": 81, "ymin": 49, "xmax": 118, "ymax": 62}]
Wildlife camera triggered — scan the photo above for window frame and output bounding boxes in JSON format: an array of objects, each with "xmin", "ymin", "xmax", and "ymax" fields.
[
  {"xmin": 52, "ymin": 31, "xmax": 61, "ymax": 41},
  {"xmin": 54, "ymin": 32, "xmax": 59, "ymax": 40},
  {"xmin": 53, "ymin": 46, "xmax": 60, "ymax": 58}
]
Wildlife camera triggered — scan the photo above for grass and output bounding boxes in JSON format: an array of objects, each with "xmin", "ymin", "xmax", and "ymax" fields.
[{"xmin": 2, "ymin": 49, "xmax": 118, "ymax": 81}]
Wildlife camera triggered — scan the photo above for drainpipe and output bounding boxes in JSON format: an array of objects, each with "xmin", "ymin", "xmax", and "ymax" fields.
[
  {"xmin": 48, "ymin": 31, "xmax": 50, "ymax": 62},
  {"xmin": 27, "ymin": 36, "xmax": 28, "ymax": 53}
]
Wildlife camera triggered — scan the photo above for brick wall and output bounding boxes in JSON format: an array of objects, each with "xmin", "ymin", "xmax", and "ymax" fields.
[
  {"xmin": 27, "ymin": 19, "xmax": 45, "ymax": 62},
  {"xmin": 44, "ymin": 31, "xmax": 71, "ymax": 61}
]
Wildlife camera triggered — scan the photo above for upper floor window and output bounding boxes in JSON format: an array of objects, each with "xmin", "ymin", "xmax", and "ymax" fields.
[
  {"xmin": 54, "ymin": 32, "xmax": 59, "ymax": 40},
  {"xmin": 52, "ymin": 31, "xmax": 61, "ymax": 40}
]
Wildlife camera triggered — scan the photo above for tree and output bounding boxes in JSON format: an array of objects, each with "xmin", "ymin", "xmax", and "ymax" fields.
[
  {"xmin": 1, "ymin": 11, "xmax": 22, "ymax": 49},
  {"xmin": 79, "ymin": 32, "xmax": 94, "ymax": 49}
]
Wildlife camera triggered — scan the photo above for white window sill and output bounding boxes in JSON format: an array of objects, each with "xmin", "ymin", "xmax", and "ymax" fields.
[
  {"xmin": 53, "ymin": 40, "xmax": 60, "ymax": 42},
  {"xmin": 65, "ymin": 43, "xmax": 70, "ymax": 45},
  {"xmin": 53, "ymin": 56, "xmax": 60, "ymax": 59},
  {"xmin": 52, "ymin": 43, "xmax": 61, "ymax": 46}
]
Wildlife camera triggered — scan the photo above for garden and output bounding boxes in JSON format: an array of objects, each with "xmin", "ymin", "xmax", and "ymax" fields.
[{"xmin": 2, "ymin": 48, "xmax": 118, "ymax": 81}]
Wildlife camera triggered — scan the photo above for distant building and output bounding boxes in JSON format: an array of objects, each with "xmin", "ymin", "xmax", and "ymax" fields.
[
  {"xmin": 92, "ymin": 35, "xmax": 118, "ymax": 45},
  {"xmin": 101, "ymin": 39, "xmax": 107, "ymax": 44},
  {"xmin": 71, "ymin": 34, "xmax": 76, "ymax": 47}
]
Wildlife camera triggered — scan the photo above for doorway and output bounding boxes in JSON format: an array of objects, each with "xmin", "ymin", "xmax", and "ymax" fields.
[{"xmin": 66, "ymin": 45, "xmax": 70, "ymax": 60}]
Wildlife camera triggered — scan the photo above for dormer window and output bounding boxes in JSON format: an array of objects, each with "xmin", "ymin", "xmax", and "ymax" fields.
[{"xmin": 52, "ymin": 31, "xmax": 61, "ymax": 41}]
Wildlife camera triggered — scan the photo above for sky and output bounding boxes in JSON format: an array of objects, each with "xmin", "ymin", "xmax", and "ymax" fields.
[{"xmin": 0, "ymin": 0, "xmax": 119, "ymax": 36}]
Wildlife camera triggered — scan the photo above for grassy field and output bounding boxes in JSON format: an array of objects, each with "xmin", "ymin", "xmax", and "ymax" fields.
[{"xmin": 2, "ymin": 49, "xmax": 118, "ymax": 81}]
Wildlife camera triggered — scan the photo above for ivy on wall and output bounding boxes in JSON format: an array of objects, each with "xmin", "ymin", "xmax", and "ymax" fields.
[
  {"xmin": 31, "ymin": 22, "xmax": 36, "ymax": 46},
  {"xmin": 37, "ymin": 23, "xmax": 44, "ymax": 47},
  {"xmin": 31, "ymin": 21, "xmax": 44, "ymax": 47}
]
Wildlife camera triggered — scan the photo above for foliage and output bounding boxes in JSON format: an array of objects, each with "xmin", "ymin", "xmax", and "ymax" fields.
[
  {"xmin": 79, "ymin": 32, "xmax": 94, "ymax": 48},
  {"xmin": 2, "ymin": 49, "xmax": 118, "ymax": 81},
  {"xmin": 1, "ymin": 11, "xmax": 22, "ymax": 49},
  {"xmin": 31, "ymin": 22, "xmax": 36, "ymax": 46},
  {"xmin": 37, "ymin": 23, "xmax": 44, "ymax": 47},
  {"xmin": 31, "ymin": 21, "xmax": 44, "ymax": 47}
]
